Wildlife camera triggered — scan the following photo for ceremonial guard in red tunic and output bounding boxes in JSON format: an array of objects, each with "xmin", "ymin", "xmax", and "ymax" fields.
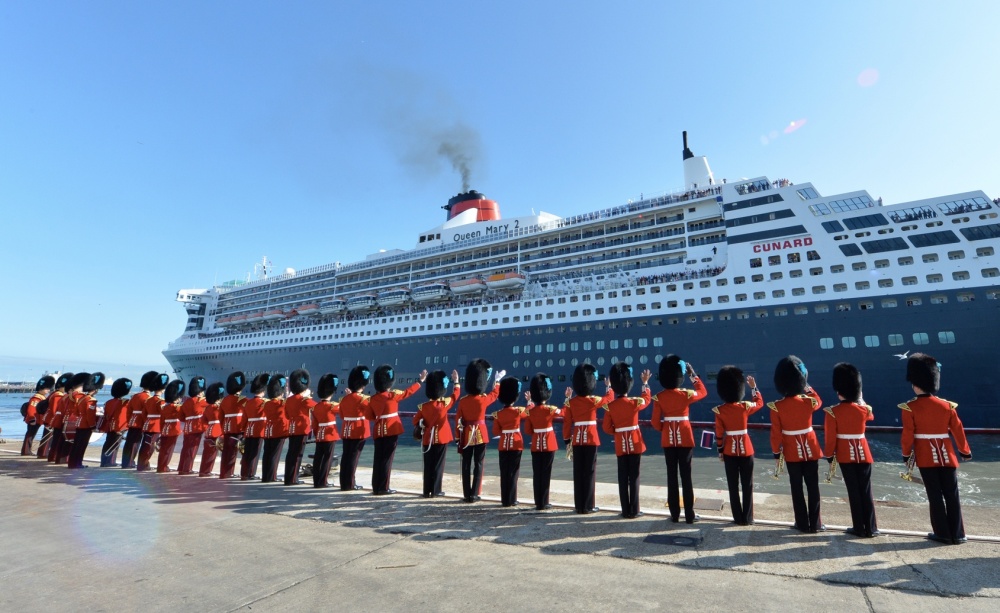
[
  {"xmin": 284, "ymin": 369, "xmax": 316, "ymax": 485},
  {"xmin": 603, "ymin": 363, "xmax": 652, "ymax": 518},
  {"xmin": 156, "ymin": 379, "xmax": 186, "ymax": 473},
  {"xmin": 769, "ymin": 355, "xmax": 825, "ymax": 533},
  {"xmin": 713, "ymin": 366, "xmax": 763, "ymax": 525},
  {"xmin": 824, "ymin": 363, "xmax": 878, "ymax": 537},
  {"xmin": 240, "ymin": 374, "xmax": 270, "ymax": 480},
  {"xmin": 121, "ymin": 371, "xmax": 156, "ymax": 468},
  {"xmin": 48, "ymin": 373, "xmax": 78, "ymax": 464},
  {"xmin": 177, "ymin": 376, "xmax": 207, "ymax": 475},
  {"xmin": 99, "ymin": 378, "xmax": 132, "ymax": 467},
  {"xmin": 219, "ymin": 371, "xmax": 246, "ymax": 479},
  {"xmin": 523, "ymin": 373, "xmax": 564, "ymax": 510},
  {"xmin": 900, "ymin": 353, "xmax": 972, "ymax": 545},
  {"xmin": 199, "ymin": 382, "xmax": 226, "ymax": 476},
  {"xmin": 61, "ymin": 372, "xmax": 91, "ymax": 466},
  {"xmin": 652, "ymin": 355, "xmax": 707, "ymax": 523},
  {"xmin": 261, "ymin": 374, "xmax": 289, "ymax": 483},
  {"xmin": 414, "ymin": 369, "xmax": 460, "ymax": 497},
  {"xmin": 43, "ymin": 373, "xmax": 73, "ymax": 461},
  {"xmin": 564, "ymin": 364, "xmax": 614, "ymax": 514},
  {"xmin": 21, "ymin": 375, "xmax": 54, "ymax": 456},
  {"xmin": 493, "ymin": 376, "xmax": 527, "ymax": 507},
  {"xmin": 69, "ymin": 373, "xmax": 105, "ymax": 469},
  {"xmin": 455, "ymin": 359, "xmax": 503, "ymax": 502},
  {"xmin": 311, "ymin": 374, "xmax": 341, "ymax": 488},
  {"xmin": 339, "ymin": 366, "xmax": 371, "ymax": 491},
  {"xmin": 137, "ymin": 373, "xmax": 169, "ymax": 472},
  {"xmin": 367, "ymin": 365, "xmax": 426, "ymax": 495}
]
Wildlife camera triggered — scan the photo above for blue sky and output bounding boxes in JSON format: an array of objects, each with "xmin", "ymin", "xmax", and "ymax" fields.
[{"xmin": 2, "ymin": 1, "xmax": 998, "ymax": 382}]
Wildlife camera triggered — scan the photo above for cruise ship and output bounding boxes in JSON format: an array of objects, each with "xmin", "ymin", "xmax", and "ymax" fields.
[{"xmin": 163, "ymin": 133, "xmax": 1000, "ymax": 430}]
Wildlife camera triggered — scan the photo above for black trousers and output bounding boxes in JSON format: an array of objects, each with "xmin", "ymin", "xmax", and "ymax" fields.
[
  {"xmin": 372, "ymin": 435, "xmax": 398, "ymax": 492},
  {"xmin": 340, "ymin": 438, "xmax": 365, "ymax": 490},
  {"xmin": 663, "ymin": 447, "xmax": 695, "ymax": 521},
  {"xmin": 68, "ymin": 427, "xmax": 93, "ymax": 469},
  {"xmin": 422, "ymin": 443, "xmax": 447, "ymax": 496},
  {"xmin": 461, "ymin": 443, "xmax": 487, "ymax": 500},
  {"xmin": 261, "ymin": 437, "xmax": 286, "ymax": 482},
  {"xmin": 498, "ymin": 450, "xmax": 522, "ymax": 506},
  {"xmin": 36, "ymin": 427, "xmax": 52, "ymax": 458},
  {"xmin": 786, "ymin": 460, "xmax": 822, "ymax": 531},
  {"xmin": 841, "ymin": 462, "xmax": 878, "ymax": 535},
  {"xmin": 616, "ymin": 454, "xmax": 642, "ymax": 517},
  {"xmin": 312, "ymin": 441, "xmax": 336, "ymax": 487},
  {"xmin": 572, "ymin": 445, "xmax": 598, "ymax": 512},
  {"xmin": 121, "ymin": 427, "xmax": 143, "ymax": 468},
  {"xmin": 219, "ymin": 434, "xmax": 241, "ymax": 479},
  {"xmin": 136, "ymin": 432, "xmax": 159, "ymax": 471},
  {"xmin": 47, "ymin": 427, "xmax": 64, "ymax": 462},
  {"xmin": 284, "ymin": 435, "xmax": 306, "ymax": 485},
  {"xmin": 241, "ymin": 436, "xmax": 262, "ymax": 480},
  {"xmin": 723, "ymin": 455, "xmax": 754, "ymax": 525},
  {"xmin": 919, "ymin": 466, "xmax": 965, "ymax": 541},
  {"xmin": 531, "ymin": 451, "xmax": 555, "ymax": 509},
  {"xmin": 101, "ymin": 430, "xmax": 125, "ymax": 467},
  {"xmin": 21, "ymin": 423, "xmax": 41, "ymax": 455}
]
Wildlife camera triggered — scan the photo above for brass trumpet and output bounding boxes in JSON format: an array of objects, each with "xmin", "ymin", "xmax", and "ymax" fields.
[
  {"xmin": 238, "ymin": 439, "xmax": 245, "ymax": 455},
  {"xmin": 900, "ymin": 452, "xmax": 923, "ymax": 485},
  {"xmin": 215, "ymin": 437, "xmax": 225, "ymax": 451},
  {"xmin": 565, "ymin": 441, "xmax": 573, "ymax": 461},
  {"xmin": 824, "ymin": 457, "xmax": 840, "ymax": 484},
  {"xmin": 772, "ymin": 452, "xmax": 785, "ymax": 480}
]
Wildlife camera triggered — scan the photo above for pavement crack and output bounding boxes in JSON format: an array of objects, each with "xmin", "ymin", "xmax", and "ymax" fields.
[{"xmin": 860, "ymin": 587, "xmax": 875, "ymax": 613}]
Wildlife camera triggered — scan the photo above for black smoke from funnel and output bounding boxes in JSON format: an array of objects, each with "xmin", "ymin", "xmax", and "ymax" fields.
[{"xmin": 436, "ymin": 123, "xmax": 479, "ymax": 192}]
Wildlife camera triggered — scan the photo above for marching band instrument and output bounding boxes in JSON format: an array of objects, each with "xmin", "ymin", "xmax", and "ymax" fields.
[
  {"xmin": 900, "ymin": 452, "xmax": 923, "ymax": 485},
  {"xmin": 565, "ymin": 441, "xmax": 573, "ymax": 461},
  {"xmin": 215, "ymin": 437, "xmax": 225, "ymax": 451},
  {"xmin": 238, "ymin": 438, "xmax": 246, "ymax": 455},
  {"xmin": 772, "ymin": 452, "xmax": 785, "ymax": 480},
  {"xmin": 103, "ymin": 431, "xmax": 126, "ymax": 457},
  {"xmin": 824, "ymin": 457, "xmax": 840, "ymax": 484}
]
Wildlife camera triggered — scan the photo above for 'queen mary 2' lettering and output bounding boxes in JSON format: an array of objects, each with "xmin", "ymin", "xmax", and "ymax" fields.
[{"xmin": 753, "ymin": 236, "xmax": 813, "ymax": 253}]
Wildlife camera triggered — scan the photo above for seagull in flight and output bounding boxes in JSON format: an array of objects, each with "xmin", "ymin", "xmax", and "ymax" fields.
[{"xmin": 893, "ymin": 350, "xmax": 910, "ymax": 360}]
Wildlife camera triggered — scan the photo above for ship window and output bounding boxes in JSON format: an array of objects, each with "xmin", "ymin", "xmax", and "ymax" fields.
[
  {"xmin": 768, "ymin": 256, "xmax": 780, "ymax": 266},
  {"xmin": 770, "ymin": 272, "xmax": 783, "ymax": 280},
  {"xmin": 815, "ymin": 304, "xmax": 830, "ymax": 313},
  {"xmin": 684, "ymin": 299, "xmax": 695, "ymax": 306},
  {"xmin": 595, "ymin": 308, "xmax": 604, "ymax": 315},
  {"xmin": 512, "ymin": 316, "xmax": 520, "ymax": 323},
  {"xmin": 953, "ymin": 271, "xmax": 970, "ymax": 281},
  {"xmin": 734, "ymin": 277, "xmax": 745, "ymax": 284},
  {"xmin": 913, "ymin": 332, "xmax": 930, "ymax": 345},
  {"xmin": 735, "ymin": 294, "xmax": 747, "ymax": 302},
  {"xmin": 855, "ymin": 281, "xmax": 871, "ymax": 291},
  {"xmin": 754, "ymin": 309, "xmax": 768, "ymax": 318},
  {"xmin": 753, "ymin": 291, "xmax": 765, "ymax": 300},
  {"xmin": 668, "ymin": 300, "xmax": 678, "ymax": 308},
  {"xmin": 595, "ymin": 293, "xmax": 604, "ymax": 300},
  {"xmin": 683, "ymin": 282, "xmax": 694, "ymax": 290},
  {"xmin": 651, "ymin": 302, "xmax": 661, "ymax": 309},
  {"xmin": 701, "ymin": 297, "xmax": 712, "ymax": 305},
  {"xmin": 923, "ymin": 253, "xmax": 939, "ymax": 263},
  {"xmin": 948, "ymin": 250, "xmax": 966, "ymax": 260},
  {"xmin": 736, "ymin": 312, "xmax": 750, "ymax": 320},
  {"xmin": 789, "ymin": 269, "xmax": 802, "ymax": 278},
  {"xmin": 571, "ymin": 342, "xmax": 579, "ymax": 351},
  {"xmin": 812, "ymin": 286, "xmax": 826, "ymax": 295},
  {"xmin": 939, "ymin": 331, "xmax": 956, "ymax": 344},
  {"xmin": 820, "ymin": 338, "xmax": 834, "ymax": 349},
  {"xmin": 667, "ymin": 284, "xmax": 677, "ymax": 291},
  {"xmin": 653, "ymin": 337, "xmax": 664, "ymax": 347},
  {"xmin": 906, "ymin": 297, "xmax": 922, "ymax": 306},
  {"xmin": 582, "ymin": 309, "xmax": 591, "ymax": 316},
  {"xmin": 842, "ymin": 336, "xmax": 857, "ymax": 348},
  {"xmin": 750, "ymin": 258, "xmax": 762, "ymax": 268},
  {"xmin": 793, "ymin": 306, "xmax": 807, "ymax": 316},
  {"xmin": 981, "ymin": 268, "xmax": 1000, "ymax": 278},
  {"xmin": 716, "ymin": 278, "xmax": 728, "ymax": 286},
  {"xmin": 898, "ymin": 256, "xmax": 913, "ymax": 265},
  {"xmin": 583, "ymin": 342, "xmax": 592, "ymax": 350},
  {"xmin": 926, "ymin": 274, "xmax": 943, "ymax": 283},
  {"xmin": 752, "ymin": 274, "xmax": 764, "ymax": 282},
  {"xmin": 809, "ymin": 267, "xmax": 823, "ymax": 276},
  {"xmin": 976, "ymin": 247, "xmax": 994, "ymax": 256},
  {"xmin": 930, "ymin": 295, "xmax": 948, "ymax": 305},
  {"xmin": 792, "ymin": 287, "xmax": 805, "ymax": 296},
  {"xmin": 772, "ymin": 290, "xmax": 785, "ymax": 299},
  {"xmin": 902, "ymin": 276, "xmax": 918, "ymax": 286},
  {"xmin": 834, "ymin": 283, "xmax": 847, "ymax": 292},
  {"xmin": 700, "ymin": 280, "xmax": 711, "ymax": 288},
  {"xmin": 718, "ymin": 295, "xmax": 730, "ymax": 303}
]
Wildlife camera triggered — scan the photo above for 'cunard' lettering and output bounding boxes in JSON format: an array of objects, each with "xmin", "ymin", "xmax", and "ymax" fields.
[{"xmin": 752, "ymin": 236, "xmax": 813, "ymax": 253}]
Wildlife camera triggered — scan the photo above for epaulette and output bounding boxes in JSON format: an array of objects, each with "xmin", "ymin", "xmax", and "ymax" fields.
[
  {"xmin": 417, "ymin": 401, "xmax": 428, "ymax": 410},
  {"xmin": 898, "ymin": 400, "xmax": 913, "ymax": 412},
  {"xmin": 563, "ymin": 398, "xmax": 572, "ymax": 407},
  {"xmin": 743, "ymin": 401, "xmax": 756, "ymax": 409},
  {"xmin": 711, "ymin": 406, "xmax": 720, "ymax": 415},
  {"xmin": 442, "ymin": 398, "xmax": 453, "ymax": 409},
  {"xmin": 943, "ymin": 399, "xmax": 958, "ymax": 411},
  {"xmin": 238, "ymin": 397, "xmax": 248, "ymax": 407},
  {"xmin": 863, "ymin": 404, "xmax": 873, "ymax": 415},
  {"xmin": 767, "ymin": 401, "xmax": 779, "ymax": 412},
  {"xmin": 685, "ymin": 389, "xmax": 695, "ymax": 399},
  {"xmin": 824, "ymin": 407, "xmax": 836, "ymax": 418},
  {"xmin": 636, "ymin": 397, "xmax": 647, "ymax": 407}
]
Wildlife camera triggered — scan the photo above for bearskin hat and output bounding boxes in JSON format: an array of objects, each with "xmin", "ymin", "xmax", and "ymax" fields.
[
  {"xmin": 464, "ymin": 358, "xmax": 492, "ymax": 395},
  {"xmin": 289, "ymin": 369, "xmax": 310, "ymax": 395},
  {"xmin": 139, "ymin": 370, "xmax": 159, "ymax": 390},
  {"xmin": 658, "ymin": 355, "xmax": 687, "ymax": 390},
  {"xmin": 609, "ymin": 362, "xmax": 634, "ymax": 396},
  {"xmin": 57, "ymin": 373, "xmax": 74, "ymax": 392},
  {"xmin": 529, "ymin": 373, "xmax": 553, "ymax": 405},
  {"xmin": 85, "ymin": 372, "xmax": 106, "ymax": 394},
  {"xmin": 205, "ymin": 382, "xmax": 226, "ymax": 405},
  {"xmin": 267, "ymin": 374, "xmax": 287, "ymax": 400},
  {"xmin": 832, "ymin": 362, "xmax": 862, "ymax": 403},
  {"xmin": 906, "ymin": 353, "xmax": 940, "ymax": 395},
  {"xmin": 571, "ymin": 363, "xmax": 598, "ymax": 397},
  {"xmin": 111, "ymin": 378, "xmax": 133, "ymax": 399},
  {"xmin": 348, "ymin": 365, "xmax": 371, "ymax": 392},
  {"xmin": 164, "ymin": 379, "xmax": 185, "ymax": 404},
  {"xmin": 317, "ymin": 373, "xmax": 339, "ymax": 400},
  {"xmin": 250, "ymin": 373, "xmax": 270, "ymax": 395},
  {"xmin": 69, "ymin": 372, "xmax": 91, "ymax": 391},
  {"xmin": 226, "ymin": 371, "xmax": 246, "ymax": 395},
  {"xmin": 424, "ymin": 370, "xmax": 448, "ymax": 400},
  {"xmin": 35, "ymin": 375, "xmax": 56, "ymax": 392},
  {"xmin": 498, "ymin": 376, "xmax": 521, "ymax": 406},
  {"xmin": 188, "ymin": 376, "xmax": 206, "ymax": 398},
  {"xmin": 774, "ymin": 355, "xmax": 809, "ymax": 398},
  {"xmin": 151, "ymin": 373, "xmax": 170, "ymax": 393},
  {"xmin": 716, "ymin": 366, "xmax": 746, "ymax": 404},
  {"xmin": 374, "ymin": 365, "xmax": 394, "ymax": 393}
]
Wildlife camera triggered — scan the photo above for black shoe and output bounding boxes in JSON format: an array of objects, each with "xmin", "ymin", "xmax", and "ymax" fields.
[
  {"xmin": 816, "ymin": 524, "xmax": 827, "ymax": 532},
  {"xmin": 686, "ymin": 514, "xmax": 700, "ymax": 524},
  {"xmin": 670, "ymin": 517, "xmax": 680, "ymax": 523},
  {"xmin": 353, "ymin": 485, "xmax": 364, "ymax": 490},
  {"xmin": 580, "ymin": 507, "xmax": 600, "ymax": 514},
  {"xmin": 423, "ymin": 493, "xmax": 433, "ymax": 498},
  {"xmin": 792, "ymin": 524, "xmax": 809, "ymax": 532},
  {"xmin": 537, "ymin": 504, "xmax": 552, "ymax": 511},
  {"xmin": 866, "ymin": 530, "xmax": 882, "ymax": 538},
  {"xmin": 954, "ymin": 537, "xmax": 968, "ymax": 545},
  {"xmin": 927, "ymin": 533, "xmax": 952, "ymax": 544},
  {"xmin": 845, "ymin": 528, "xmax": 860, "ymax": 537},
  {"xmin": 373, "ymin": 489, "xmax": 396, "ymax": 496},
  {"xmin": 434, "ymin": 491, "xmax": 445, "ymax": 497},
  {"xmin": 634, "ymin": 511, "xmax": 644, "ymax": 518}
]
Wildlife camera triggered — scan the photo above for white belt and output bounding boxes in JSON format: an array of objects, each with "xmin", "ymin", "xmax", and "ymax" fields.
[
  {"xmin": 377, "ymin": 412, "xmax": 398, "ymax": 419},
  {"xmin": 782, "ymin": 427, "xmax": 813, "ymax": 436},
  {"xmin": 132, "ymin": 410, "xmax": 143, "ymax": 414},
  {"xmin": 207, "ymin": 420, "xmax": 220, "ymax": 425},
  {"xmin": 343, "ymin": 416, "xmax": 365, "ymax": 421},
  {"xmin": 726, "ymin": 429, "xmax": 748, "ymax": 436},
  {"xmin": 661, "ymin": 416, "xmax": 688, "ymax": 422},
  {"xmin": 247, "ymin": 417, "xmax": 265, "ymax": 422},
  {"xmin": 574, "ymin": 421, "xmax": 597, "ymax": 426},
  {"xmin": 534, "ymin": 427, "xmax": 554, "ymax": 433},
  {"xmin": 147, "ymin": 414, "xmax": 161, "ymax": 419},
  {"xmin": 318, "ymin": 421, "xmax": 336, "ymax": 427},
  {"xmin": 615, "ymin": 425, "xmax": 639, "ymax": 433},
  {"xmin": 224, "ymin": 413, "xmax": 240, "ymax": 418},
  {"xmin": 836, "ymin": 434, "xmax": 865, "ymax": 440},
  {"xmin": 184, "ymin": 415, "xmax": 201, "ymax": 421},
  {"xmin": 164, "ymin": 419, "xmax": 179, "ymax": 423},
  {"xmin": 501, "ymin": 429, "xmax": 520, "ymax": 434},
  {"xmin": 914, "ymin": 433, "xmax": 949, "ymax": 439}
]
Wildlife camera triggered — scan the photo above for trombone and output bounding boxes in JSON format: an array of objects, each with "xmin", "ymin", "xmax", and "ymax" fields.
[
  {"xmin": 771, "ymin": 452, "xmax": 785, "ymax": 480},
  {"xmin": 103, "ymin": 430, "xmax": 127, "ymax": 457},
  {"xmin": 900, "ymin": 452, "xmax": 923, "ymax": 485},
  {"xmin": 824, "ymin": 457, "xmax": 841, "ymax": 484}
]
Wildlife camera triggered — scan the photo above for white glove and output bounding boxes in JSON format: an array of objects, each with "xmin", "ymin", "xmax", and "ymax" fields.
[{"xmin": 495, "ymin": 369, "xmax": 507, "ymax": 381}]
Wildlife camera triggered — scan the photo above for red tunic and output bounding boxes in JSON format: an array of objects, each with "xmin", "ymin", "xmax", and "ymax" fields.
[
  {"xmin": 823, "ymin": 401, "xmax": 874, "ymax": 464},
  {"xmin": 220, "ymin": 395, "xmax": 245, "ymax": 435},
  {"xmin": 49, "ymin": 392, "xmax": 70, "ymax": 429},
  {"xmin": 651, "ymin": 378, "xmax": 708, "ymax": 448},
  {"xmin": 24, "ymin": 392, "xmax": 45, "ymax": 425},
  {"xmin": 285, "ymin": 393, "xmax": 316, "ymax": 436},
  {"xmin": 367, "ymin": 383, "xmax": 422, "ymax": 438},
  {"xmin": 43, "ymin": 392, "xmax": 64, "ymax": 428},
  {"xmin": 900, "ymin": 395, "xmax": 971, "ymax": 469},
  {"xmin": 493, "ymin": 406, "xmax": 527, "ymax": 451},
  {"xmin": 339, "ymin": 392, "xmax": 371, "ymax": 440},
  {"xmin": 262, "ymin": 398, "xmax": 288, "ymax": 439},
  {"xmin": 413, "ymin": 385, "xmax": 461, "ymax": 446},
  {"xmin": 64, "ymin": 391, "xmax": 88, "ymax": 431},
  {"xmin": 141, "ymin": 395, "xmax": 165, "ymax": 433},
  {"xmin": 563, "ymin": 391, "xmax": 615, "ymax": 447},
  {"xmin": 161, "ymin": 401, "xmax": 183, "ymax": 437},
  {"xmin": 768, "ymin": 389, "xmax": 823, "ymax": 461},
  {"xmin": 76, "ymin": 395, "xmax": 99, "ymax": 430},
  {"xmin": 202, "ymin": 402, "xmax": 223, "ymax": 438},
  {"xmin": 602, "ymin": 389, "xmax": 652, "ymax": 456},
  {"xmin": 312, "ymin": 401, "xmax": 341, "ymax": 442},
  {"xmin": 713, "ymin": 390, "xmax": 765, "ymax": 457},
  {"xmin": 126, "ymin": 391, "xmax": 151, "ymax": 429},
  {"xmin": 455, "ymin": 384, "xmax": 502, "ymax": 448},
  {"xmin": 523, "ymin": 403, "xmax": 563, "ymax": 452},
  {"xmin": 100, "ymin": 398, "xmax": 128, "ymax": 433},
  {"xmin": 242, "ymin": 396, "xmax": 266, "ymax": 437},
  {"xmin": 181, "ymin": 397, "xmax": 207, "ymax": 434}
]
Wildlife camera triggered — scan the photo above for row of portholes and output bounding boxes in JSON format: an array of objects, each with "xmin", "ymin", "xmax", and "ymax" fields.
[{"xmin": 511, "ymin": 355, "xmax": 663, "ymax": 370}]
